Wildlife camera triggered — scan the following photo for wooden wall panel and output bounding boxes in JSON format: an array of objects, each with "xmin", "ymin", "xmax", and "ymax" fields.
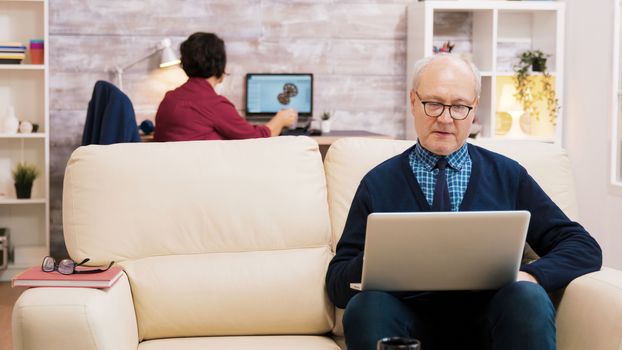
[
  {"xmin": 261, "ymin": 3, "xmax": 407, "ymax": 40},
  {"xmin": 48, "ymin": 0, "xmax": 412, "ymax": 256},
  {"xmin": 50, "ymin": 1, "xmax": 263, "ymax": 38}
]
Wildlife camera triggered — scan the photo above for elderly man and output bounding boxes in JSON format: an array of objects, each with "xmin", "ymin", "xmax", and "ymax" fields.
[{"xmin": 325, "ymin": 54, "xmax": 602, "ymax": 350}]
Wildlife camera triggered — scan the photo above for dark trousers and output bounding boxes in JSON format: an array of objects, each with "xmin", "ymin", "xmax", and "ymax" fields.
[{"xmin": 342, "ymin": 281, "xmax": 556, "ymax": 350}]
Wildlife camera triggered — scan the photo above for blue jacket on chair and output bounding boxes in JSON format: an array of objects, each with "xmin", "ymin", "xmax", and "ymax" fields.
[{"xmin": 82, "ymin": 80, "xmax": 140, "ymax": 145}]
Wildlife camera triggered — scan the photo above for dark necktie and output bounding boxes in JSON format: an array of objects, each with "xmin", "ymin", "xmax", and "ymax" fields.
[{"xmin": 431, "ymin": 157, "xmax": 451, "ymax": 211}]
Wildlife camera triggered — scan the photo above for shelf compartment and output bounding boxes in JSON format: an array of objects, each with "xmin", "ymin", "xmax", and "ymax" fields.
[
  {"xmin": 0, "ymin": 0, "xmax": 45, "ymax": 65},
  {"xmin": 0, "ymin": 69, "xmax": 46, "ymax": 129},
  {"xmin": 496, "ymin": 9, "xmax": 559, "ymax": 72},
  {"xmin": 432, "ymin": 9, "xmax": 494, "ymax": 72},
  {"xmin": 493, "ymin": 75, "xmax": 556, "ymax": 141},
  {"xmin": 0, "ymin": 206, "xmax": 46, "ymax": 245},
  {"xmin": 0, "ymin": 138, "xmax": 46, "ymax": 199}
]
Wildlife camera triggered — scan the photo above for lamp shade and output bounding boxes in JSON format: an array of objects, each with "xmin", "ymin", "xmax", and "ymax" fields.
[
  {"xmin": 159, "ymin": 39, "xmax": 180, "ymax": 68},
  {"xmin": 498, "ymin": 84, "xmax": 523, "ymax": 113}
]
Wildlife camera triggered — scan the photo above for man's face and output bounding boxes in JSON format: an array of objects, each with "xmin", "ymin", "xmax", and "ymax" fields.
[{"xmin": 410, "ymin": 59, "xmax": 479, "ymax": 156}]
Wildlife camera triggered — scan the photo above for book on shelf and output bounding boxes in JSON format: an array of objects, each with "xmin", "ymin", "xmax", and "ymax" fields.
[
  {"xmin": 0, "ymin": 43, "xmax": 26, "ymax": 53},
  {"xmin": 0, "ymin": 59, "xmax": 22, "ymax": 64},
  {"xmin": 11, "ymin": 265, "xmax": 124, "ymax": 288},
  {"xmin": 0, "ymin": 53, "xmax": 25, "ymax": 59},
  {"xmin": 0, "ymin": 47, "xmax": 27, "ymax": 53},
  {"xmin": 0, "ymin": 43, "xmax": 25, "ymax": 47},
  {"xmin": 0, "ymin": 51, "xmax": 25, "ymax": 64}
]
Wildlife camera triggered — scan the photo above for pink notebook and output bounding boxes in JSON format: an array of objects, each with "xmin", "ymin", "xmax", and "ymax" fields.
[{"xmin": 12, "ymin": 265, "xmax": 124, "ymax": 288}]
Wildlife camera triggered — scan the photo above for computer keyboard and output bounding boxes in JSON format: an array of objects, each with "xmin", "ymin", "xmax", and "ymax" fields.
[
  {"xmin": 281, "ymin": 127, "xmax": 310, "ymax": 136},
  {"xmin": 280, "ymin": 127, "xmax": 322, "ymax": 136}
]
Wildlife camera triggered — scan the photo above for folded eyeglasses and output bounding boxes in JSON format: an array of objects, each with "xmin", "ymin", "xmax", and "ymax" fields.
[{"xmin": 41, "ymin": 256, "xmax": 114, "ymax": 275}]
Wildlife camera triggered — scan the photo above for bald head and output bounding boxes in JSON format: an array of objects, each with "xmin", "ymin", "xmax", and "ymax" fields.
[{"xmin": 411, "ymin": 54, "xmax": 481, "ymax": 98}]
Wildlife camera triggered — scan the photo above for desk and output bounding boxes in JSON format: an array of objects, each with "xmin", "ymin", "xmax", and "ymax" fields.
[
  {"xmin": 141, "ymin": 130, "xmax": 394, "ymax": 160},
  {"xmin": 309, "ymin": 130, "xmax": 394, "ymax": 160}
]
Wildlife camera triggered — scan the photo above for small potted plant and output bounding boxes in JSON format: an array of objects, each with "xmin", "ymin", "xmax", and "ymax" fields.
[
  {"xmin": 320, "ymin": 112, "xmax": 332, "ymax": 134},
  {"xmin": 512, "ymin": 49, "xmax": 558, "ymax": 125},
  {"xmin": 12, "ymin": 162, "xmax": 39, "ymax": 199}
]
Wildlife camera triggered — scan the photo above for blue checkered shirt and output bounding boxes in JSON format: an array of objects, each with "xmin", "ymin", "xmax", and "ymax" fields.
[{"xmin": 408, "ymin": 142, "xmax": 472, "ymax": 211}]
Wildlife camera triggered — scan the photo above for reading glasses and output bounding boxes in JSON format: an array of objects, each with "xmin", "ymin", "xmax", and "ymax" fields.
[
  {"xmin": 415, "ymin": 91, "xmax": 475, "ymax": 120},
  {"xmin": 41, "ymin": 256, "xmax": 114, "ymax": 275}
]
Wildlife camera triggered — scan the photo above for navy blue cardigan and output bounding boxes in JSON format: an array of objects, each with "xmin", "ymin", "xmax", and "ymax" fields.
[{"xmin": 326, "ymin": 143, "xmax": 602, "ymax": 308}]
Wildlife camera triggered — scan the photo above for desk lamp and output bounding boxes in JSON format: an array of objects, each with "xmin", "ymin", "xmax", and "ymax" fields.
[
  {"xmin": 498, "ymin": 84, "xmax": 526, "ymax": 138},
  {"xmin": 111, "ymin": 38, "xmax": 180, "ymax": 90}
]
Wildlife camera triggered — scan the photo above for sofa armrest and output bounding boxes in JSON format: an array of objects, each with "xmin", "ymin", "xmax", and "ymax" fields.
[
  {"xmin": 12, "ymin": 273, "xmax": 138, "ymax": 350},
  {"xmin": 556, "ymin": 267, "xmax": 622, "ymax": 350}
]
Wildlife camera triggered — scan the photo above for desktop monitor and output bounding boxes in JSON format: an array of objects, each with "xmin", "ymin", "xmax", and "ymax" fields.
[{"xmin": 245, "ymin": 73, "xmax": 313, "ymax": 118}]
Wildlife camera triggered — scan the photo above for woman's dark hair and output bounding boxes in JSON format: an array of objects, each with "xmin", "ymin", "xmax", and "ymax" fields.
[{"xmin": 180, "ymin": 32, "xmax": 226, "ymax": 79}]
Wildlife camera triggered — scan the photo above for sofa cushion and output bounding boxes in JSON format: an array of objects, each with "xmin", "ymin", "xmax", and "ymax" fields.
[
  {"xmin": 63, "ymin": 137, "xmax": 331, "ymax": 260},
  {"xmin": 63, "ymin": 136, "xmax": 334, "ymax": 339},
  {"xmin": 122, "ymin": 248, "xmax": 334, "ymax": 340}
]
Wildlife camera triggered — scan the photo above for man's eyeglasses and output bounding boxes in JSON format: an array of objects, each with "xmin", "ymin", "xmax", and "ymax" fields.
[
  {"xmin": 415, "ymin": 91, "xmax": 475, "ymax": 120},
  {"xmin": 41, "ymin": 256, "xmax": 114, "ymax": 275}
]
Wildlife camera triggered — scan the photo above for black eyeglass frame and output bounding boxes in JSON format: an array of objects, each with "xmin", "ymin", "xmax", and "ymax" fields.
[
  {"xmin": 415, "ymin": 91, "xmax": 475, "ymax": 120},
  {"xmin": 41, "ymin": 256, "xmax": 115, "ymax": 275}
]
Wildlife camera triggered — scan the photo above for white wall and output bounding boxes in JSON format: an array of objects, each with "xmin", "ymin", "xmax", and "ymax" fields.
[{"xmin": 563, "ymin": 0, "xmax": 622, "ymax": 268}]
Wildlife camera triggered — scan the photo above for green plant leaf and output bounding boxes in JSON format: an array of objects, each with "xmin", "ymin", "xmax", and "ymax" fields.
[
  {"xmin": 12, "ymin": 162, "xmax": 39, "ymax": 185},
  {"xmin": 512, "ymin": 50, "xmax": 557, "ymax": 125}
]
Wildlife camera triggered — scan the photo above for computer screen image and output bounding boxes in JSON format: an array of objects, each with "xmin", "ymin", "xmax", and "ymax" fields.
[{"xmin": 245, "ymin": 73, "xmax": 313, "ymax": 117}]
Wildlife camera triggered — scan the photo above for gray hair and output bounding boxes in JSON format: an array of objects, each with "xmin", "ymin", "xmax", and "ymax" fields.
[{"xmin": 411, "ymin": 54, "xmax": 481, "ymax": 97}]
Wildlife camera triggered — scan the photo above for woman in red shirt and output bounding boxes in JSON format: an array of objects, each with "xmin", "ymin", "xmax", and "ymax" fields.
[{"xmin": 154, "ymin": 32, "xmax": 297, "ymax": 141}]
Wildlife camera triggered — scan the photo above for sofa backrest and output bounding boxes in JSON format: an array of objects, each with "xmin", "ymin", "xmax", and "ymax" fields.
[
  {"xmin": 324, "ymin": 138, "xmax": 579, "ymax": 248},
  {"xmin": 63, "ymin": 137, "xmax": 334, "ymax": 340}
]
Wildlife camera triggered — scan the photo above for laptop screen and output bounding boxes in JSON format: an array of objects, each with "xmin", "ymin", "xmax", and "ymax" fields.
[{"xmin": 245, "ymin": 73, "xmax": 313, "ymax": 117}]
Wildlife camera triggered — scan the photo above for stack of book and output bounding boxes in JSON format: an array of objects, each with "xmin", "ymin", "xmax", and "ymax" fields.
[{"xmin": 0, "ymin": 42, "xmax": 27, "ymax": 64}]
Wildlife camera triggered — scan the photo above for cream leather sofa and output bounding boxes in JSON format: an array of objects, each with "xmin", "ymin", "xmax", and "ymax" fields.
[{"xmin": 12, "ymin": 137, "xmax": 622, "ymax": 350}]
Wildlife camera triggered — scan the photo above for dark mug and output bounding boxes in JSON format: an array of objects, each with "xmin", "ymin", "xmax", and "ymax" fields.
[{"xmin": 377, "ymin": 337, "xmax": 421, "ymax": 350}]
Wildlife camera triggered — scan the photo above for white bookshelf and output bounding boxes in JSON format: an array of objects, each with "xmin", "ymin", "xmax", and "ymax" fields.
[
  {"xmin": 0, "ymin": 0, "xmax": 49, "ymax": 280},
  {"xmin": 406, "ymin": 1, "xmax": 565, "ymax": 144}
]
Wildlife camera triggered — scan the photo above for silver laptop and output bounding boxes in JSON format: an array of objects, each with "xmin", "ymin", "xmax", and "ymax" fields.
[{"xmin": 351, "ymin": 211, "xmax": 530, "ymax": 292}]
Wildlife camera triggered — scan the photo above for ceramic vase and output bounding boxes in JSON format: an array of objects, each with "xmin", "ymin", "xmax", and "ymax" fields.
[
  {"xmin": 3, "ymin": 106, "xmax": 19, "ymax": 134},
  {"xmin": 321, "ymin": 120, "xmax": 331, "ymax": 133}
]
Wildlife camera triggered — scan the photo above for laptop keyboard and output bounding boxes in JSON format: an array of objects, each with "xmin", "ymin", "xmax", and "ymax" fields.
[{"xmin": 281, "ymin": 127, "xmax": 311, "ymax": 136}]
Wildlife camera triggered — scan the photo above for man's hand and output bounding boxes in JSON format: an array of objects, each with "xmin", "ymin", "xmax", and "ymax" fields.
[{"xmin": 517, "ymin": 271, "xmax": 538, "ymax": 284}]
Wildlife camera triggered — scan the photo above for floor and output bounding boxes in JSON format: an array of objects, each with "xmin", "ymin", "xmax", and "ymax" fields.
[{"xmin": 0, "ymin": 282, "xmax": 26, "ymax": 350}]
